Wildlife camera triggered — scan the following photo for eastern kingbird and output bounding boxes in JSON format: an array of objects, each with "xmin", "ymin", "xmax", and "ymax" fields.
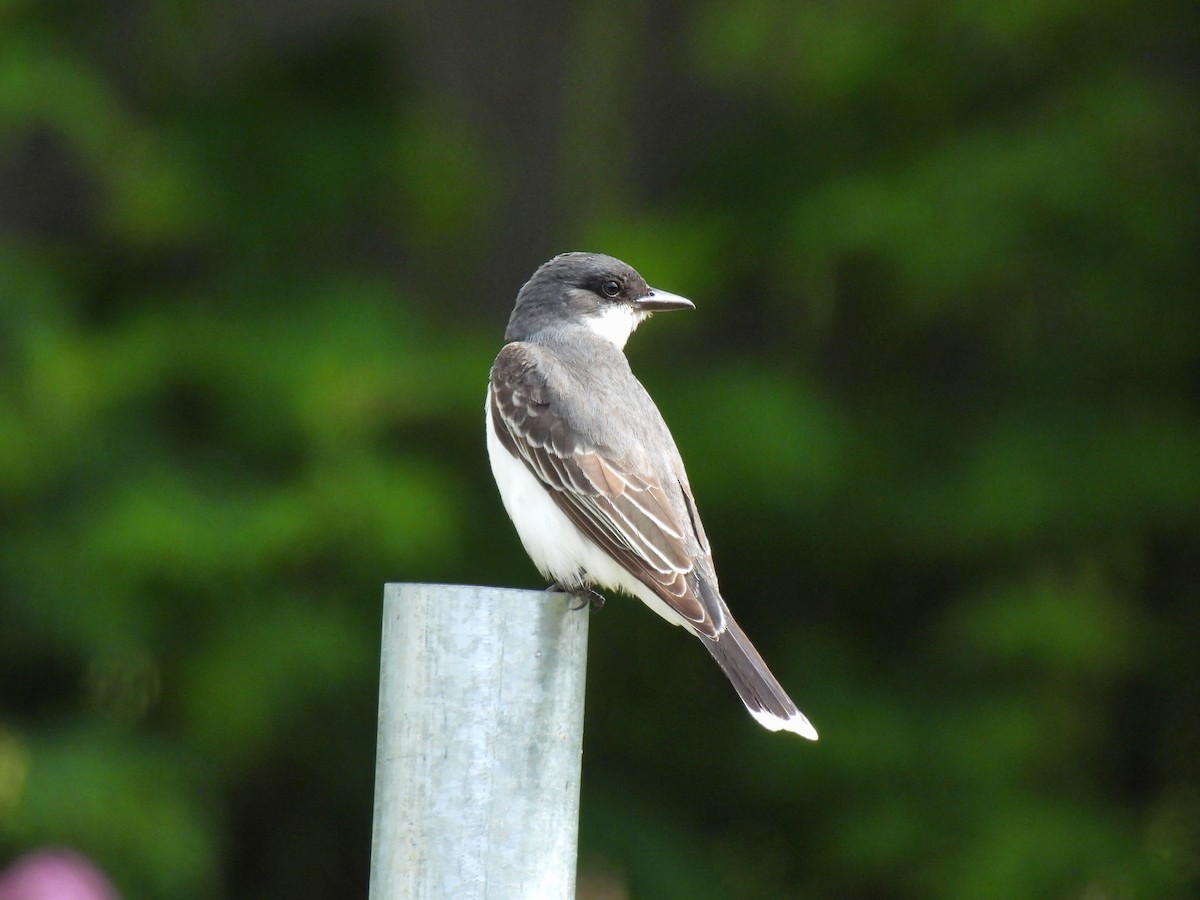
[{"xmin": 486, "ymin": 252, "xmax": 817, "ymax": 739}]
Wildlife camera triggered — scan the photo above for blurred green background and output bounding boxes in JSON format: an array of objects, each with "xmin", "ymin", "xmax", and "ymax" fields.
[{"xmin": 2, "ymin": 0, "xmax": 1198, "ymax": 897}]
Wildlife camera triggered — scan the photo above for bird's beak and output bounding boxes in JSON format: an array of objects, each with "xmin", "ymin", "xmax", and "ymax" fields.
[{"xmin": 633, "ymin": 288, "xmax": 695, "ymax": 313}]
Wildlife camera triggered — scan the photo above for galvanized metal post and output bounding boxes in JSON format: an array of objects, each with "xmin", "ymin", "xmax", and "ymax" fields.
[{"xmin": 369, "ymin": 583, "xmax": 589, "ymax": 900}]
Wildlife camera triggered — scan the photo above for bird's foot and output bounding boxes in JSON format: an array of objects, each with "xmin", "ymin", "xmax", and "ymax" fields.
[
  {"xmin": 572, "ymin": 588, "xmax": 606, "ymax": 612},
  {"xmin": 546, "ymin": 582, "xmax": 606, "ymax": 612}
]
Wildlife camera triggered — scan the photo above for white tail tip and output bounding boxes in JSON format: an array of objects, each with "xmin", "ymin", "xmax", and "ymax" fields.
[{"xmin": 749, "ymin": 705, "xmax": 819, "ymax": 740}]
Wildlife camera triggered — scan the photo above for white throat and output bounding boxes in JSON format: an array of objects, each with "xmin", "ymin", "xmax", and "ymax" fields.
[{"xmin": 582, "ymin": 304, "xmax": 646, "ymax": 350}]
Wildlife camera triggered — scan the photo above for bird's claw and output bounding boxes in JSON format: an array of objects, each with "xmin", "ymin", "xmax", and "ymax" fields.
[{"xmin": 546, "ymin": 582, "xmax": 606, "ymax": 612}]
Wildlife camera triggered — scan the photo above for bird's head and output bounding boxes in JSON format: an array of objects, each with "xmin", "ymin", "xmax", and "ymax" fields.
[{"xmin": 505, "ymin": 252, "xmax": 693, "ymax": 348}]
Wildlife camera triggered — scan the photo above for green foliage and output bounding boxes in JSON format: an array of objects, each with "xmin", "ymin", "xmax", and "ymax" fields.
[{"xmin": 2, "ymin": 0, "xmax": 1197, "ymax": 897}]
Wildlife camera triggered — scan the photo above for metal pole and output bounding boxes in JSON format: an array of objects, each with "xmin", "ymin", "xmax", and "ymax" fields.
[{"xmin": 369, "ymin": 583, "xmax": 589, "ymax": 900}]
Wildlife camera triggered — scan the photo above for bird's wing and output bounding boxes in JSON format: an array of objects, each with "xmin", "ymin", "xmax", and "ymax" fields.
[{"xmin": 490, "ymin": 342, "xmax": 722, "ymax": 637}]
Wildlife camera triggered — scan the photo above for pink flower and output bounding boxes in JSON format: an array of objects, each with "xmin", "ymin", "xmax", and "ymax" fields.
[{"xmin": 0, "ymin": 848, "xmax": 118, "ymax": 900}]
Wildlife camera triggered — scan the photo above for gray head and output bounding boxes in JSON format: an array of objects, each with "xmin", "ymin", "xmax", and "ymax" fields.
[{"xmin": 505, "ymin": 252, "xmax": 694, "ymax": 347}]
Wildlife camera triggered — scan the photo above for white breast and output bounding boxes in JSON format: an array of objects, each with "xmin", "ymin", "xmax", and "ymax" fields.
[{"xmin": 484, "ymin": 390, "xmax": 691, "ymax": 630}]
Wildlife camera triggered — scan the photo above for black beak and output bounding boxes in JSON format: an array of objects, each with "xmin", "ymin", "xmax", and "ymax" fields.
[{"xmin": 632, "ymin": 288, "xmax": 695, "ymax": 312}]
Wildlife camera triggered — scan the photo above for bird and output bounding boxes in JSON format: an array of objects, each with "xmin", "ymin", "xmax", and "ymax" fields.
[{"xmin": 485, "ymin": 251, "xmax": 817, "ymax": 739}]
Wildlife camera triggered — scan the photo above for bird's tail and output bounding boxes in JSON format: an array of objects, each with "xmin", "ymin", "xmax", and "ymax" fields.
[{"xmin": 700, "ymin": 619, "xmax": 818, "ymax": 740}]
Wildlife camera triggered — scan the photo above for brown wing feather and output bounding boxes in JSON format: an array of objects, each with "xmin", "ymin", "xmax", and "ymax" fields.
[{"xmin": 490, "ymin": 343, "xmax": 715, "ymax": 632}]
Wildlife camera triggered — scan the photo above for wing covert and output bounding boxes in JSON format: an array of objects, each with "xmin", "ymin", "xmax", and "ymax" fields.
[{"xmin": 489, "ymin": 343, "xmax": 719, "ymax": 633}]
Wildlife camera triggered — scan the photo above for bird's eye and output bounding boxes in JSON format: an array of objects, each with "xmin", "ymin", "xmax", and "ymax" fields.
[{"xmin": 601, "ymin": 280, "xmax": 621, "ymax": 298}]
